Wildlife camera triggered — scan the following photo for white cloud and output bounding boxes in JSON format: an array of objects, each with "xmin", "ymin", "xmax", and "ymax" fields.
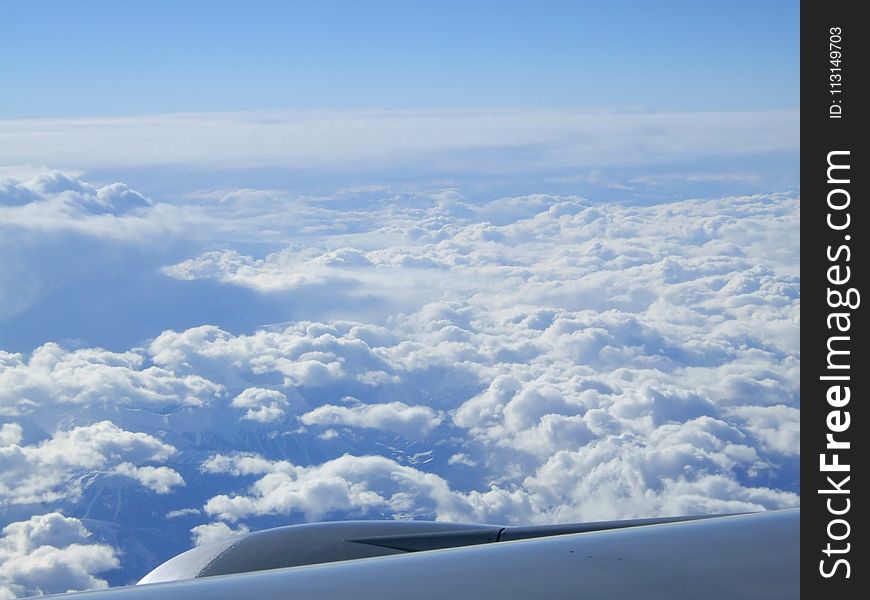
[
  {"xmin": 1, "ymin": 421, "xmax": 179, "ymax": 504},
  {"xmin": 166, "ymin": 508, "xmax": 200, "ymax": 519},
  {"xmin": 0, "ymin": 424, "xmax": 21, "ymax": 447},
  {"xmin": 728, "ymin": 405, "xmax": 800, "ymax": 456},
  {"xmin": 239, "ymin": 405, "xmax": 286, "ymax": 424},
  {"xmin": 447, "ymin": 453, "xmax": 477, "ymax": 467},
  {"xmin": 0, "ymin": 170, "xmax": 162, "ymax": 239},
  {"xmin": 300, "ymin": 400, "xmax": 443, "ymax": 439},
  {"xmin": 113, "ymin": 463, "xmax": 185, "ymax": 494},
  {"xmin": 162, "ymin": 250, "xmax": 336, "ymax": 293},
  {"xmin": 0, "ymin": 513, "xmax": 118, "ymax": 599},
  {"xmin": 201, "ymin": 452, "xmax": 528, "ymax": 524},
  {"xmin": 0, "ymin": 343, "xmax": 223, "ymax": 417},
  {"xmin": 190, "ymin": 522, "xmax": 250, "ymax": 547},
  {"xmin": 519, "ymin": 416, "xmax": 798, "ymax": 523},
  {"xmin": 148, "ymin": 323, "xmax": 395, "ymax": 389},
  {"xmin": 231, "ymin": 388, "xmax": 289, "ymax": 423},
  {"xmin": 200, "ymin": 453, "xmax": 274, "ymax": 477}
]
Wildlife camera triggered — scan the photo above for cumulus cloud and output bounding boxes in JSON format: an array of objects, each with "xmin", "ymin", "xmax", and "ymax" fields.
[
  {"xmin": 300, "ymin": 400, "xmax": 443, "ymax": 439},
  {"xmin": 0, "ymin": 173, "xmax": 800, "ymax": 582},
  {"xmin": 159, "ymin": 190, "xmax": 799, "ymax": 524},
  {"xmin": 149, "ymin": 323, "xmax": 396, "ymax": 389},
  {"xmin": 0, "ymin": 170, "xmax": 159, "ymax": 238},
  {"xmin": 3, "ymin": 188, "xmax": 797, "ymax": 524},
  {"xmin": 519, "ymin": 415, "xmax": 798, "ymax": 523},
  {"xmin": 231, "ymin": 388, "xmax": 290, "ymax": 423},
  {"xmin": 162, "ymin": 250, "xmax": 337, "ymax": 293},
  {"xmin": 112, "ymin": 463, "xmax": 185, "ymax": 494},
  {"xmin": 0, "ymin": 513, "xmax": 118, "ymax": 599},
  {"xmin": 728, "ymin": 405, "xmax": 800, "ymax": 456},
  {"xmin": 190, "ymin": 522, "xmax": 250, "ymax": 547},
  {"xmin": 0, "ymin": 343, "xmax": 223, "ymax": 417},
  {"xmin": 199, "ymin": 448, "xmax": 797, "ymax": 527},
  {"xmin": 201, "ymin": 452, "xmax": 529, "ymax": 524},
  {"xmin": 0, "ymin": 421, "xmax": 179, "ymax": 504}
]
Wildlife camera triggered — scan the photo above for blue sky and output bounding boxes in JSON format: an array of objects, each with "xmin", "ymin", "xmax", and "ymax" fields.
[
  {"xmin": 2, "ymin": 0, "xmax": 798, "ymax": 117},
  {"xmin": 1, "ymin": 3, "xmax": 799, "ymax": 597}
]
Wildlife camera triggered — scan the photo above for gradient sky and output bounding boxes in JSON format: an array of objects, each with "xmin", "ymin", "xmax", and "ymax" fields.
[{"xmin": 2, "ymin": 0, "xmax": 799, "ymax": 118}]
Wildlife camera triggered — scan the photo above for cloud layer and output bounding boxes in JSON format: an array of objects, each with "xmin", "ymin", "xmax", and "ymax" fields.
[
  {"xmin": 0, "ymin": 109, "xmax": 798, "ymax": 173},
  {"xmin": 161, "ymin": 186, "xmax": 800, "ymax": 523},
  {"xmin": 0, "ymin": 171, "xmax": 799, "ymax": 593}
]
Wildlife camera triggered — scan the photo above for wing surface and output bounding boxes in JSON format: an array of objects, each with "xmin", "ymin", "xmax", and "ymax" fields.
[{"xmin": 35, "ymin": 510, "xmax": 798, "ymax": 600}]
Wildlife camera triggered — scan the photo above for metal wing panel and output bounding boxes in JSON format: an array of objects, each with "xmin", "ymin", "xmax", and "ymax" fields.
[{"xmin": 39, "ymin": 510, "xmax": 799, "ymax": 600}]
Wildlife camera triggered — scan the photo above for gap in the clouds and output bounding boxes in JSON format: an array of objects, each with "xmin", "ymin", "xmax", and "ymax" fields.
[
  {"xmin": 1, "ymin": 271, "xmax": 267, "ymax": 354},
  {"xmin": 734, "ymin": 455, "xmax": 801, "ymax": 496},
  {"xmin": 0, "ymin": 234, "xmax": 384, "ymax": 353},
  {"xmin": 0, "ymin": 275, "xmax": 390, "ymax": 354}
]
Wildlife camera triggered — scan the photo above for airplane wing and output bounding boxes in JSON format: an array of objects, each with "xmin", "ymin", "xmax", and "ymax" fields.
[{"xmin": 35, "ymin": 509, "xmax": 798, "ymax": 599}]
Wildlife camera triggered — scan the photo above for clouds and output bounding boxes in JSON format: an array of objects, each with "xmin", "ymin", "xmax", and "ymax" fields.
[
  {"xmin": 112, "ymin": 463, "xmax": 185, "ymax": 495},
  {"xmin": 200, "ymin": 452, "xmax": 527, "ymax": 524},
  {"xmin": 520, "ymin": 416, "xmax": 798, "ymax": 523},
  {"xmin": 0, "ymin": 169, "xmax": 799, "ymax": 586},
  {"xmin": 231, "ymin": 388, "xmax": 290, "ymax": 423},
  {"xmin": 0, "ymin": 424, "xmax": 21, "ymax": 447},
  {"xmin": 149, "ymin": 323, "xmax": 396, "ymax": 390},
  {"xmin": 3, "ymin": 185, "xmax": 800, "ymax": 525},
  {"xmin": 300, "ymin": 400, "xmax": 444, "ymax": 439},
  {"xmin": 0, "ymin": 421, "xmax": 182, "ymax": 504},
  {"xmin": 0, "ymin": 170, "xmax": 155, "ymax": 236},
  {"xmin": 190, "ymin": 522, "xmax": 249, "ymax": 547},
  {"xmin": 0, "ymin": 343, "xmax": 223, "ymax": 421},
  {"xmin": 197, "ymin": 438, "xmax": 797, "ymax": 529},
  {"xmin": 146, "ymin": 188, "xmax": 798, "ymax": 525},
  {"xmin": 162, "ymin": 250, "xmax": 338, "ymax": 294},
  {"xmin": 159, "ymin": 192, "xmax": 799, "ymax": 316},
  {"xmin": 0, "ymin": 110, "xmax": 798, "ymax": 174},
  {"xmin": 0, "ymin": 513, "xmax": 118, "ymax": 599},
  {"xmin": 728, "ymin": 405, "xmax": 800, "ymax": 457}
]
